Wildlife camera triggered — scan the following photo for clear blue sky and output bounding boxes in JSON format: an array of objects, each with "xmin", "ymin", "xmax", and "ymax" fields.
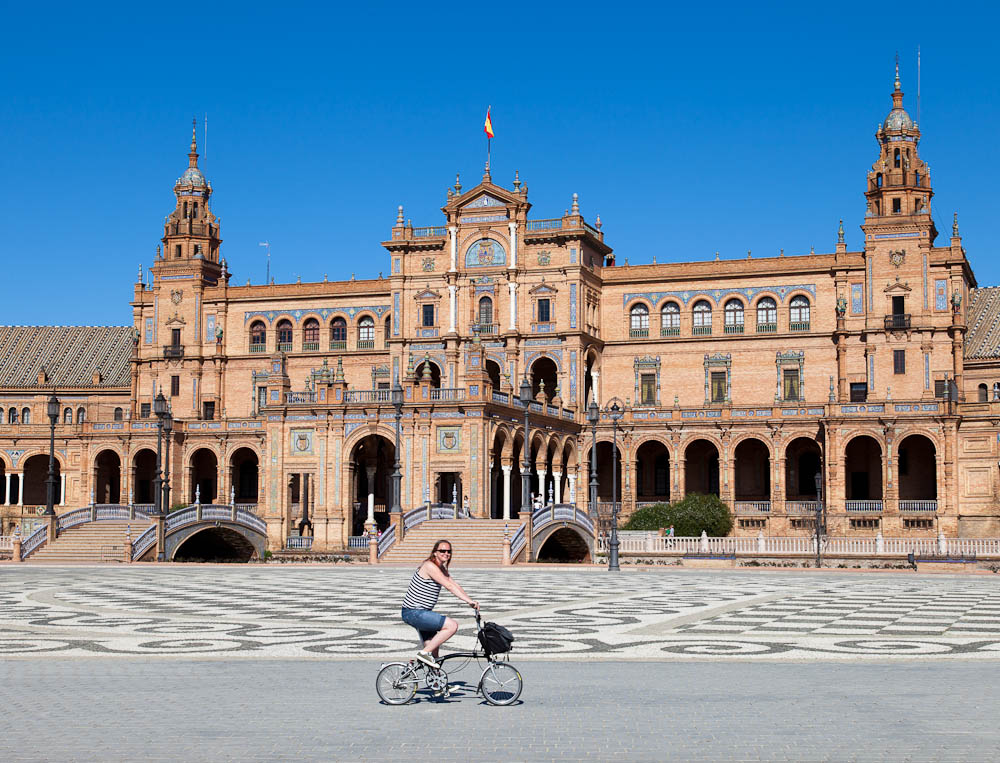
[{"xmin": 3, "ymin": 2, "xmax": 998, "ymax": 326}]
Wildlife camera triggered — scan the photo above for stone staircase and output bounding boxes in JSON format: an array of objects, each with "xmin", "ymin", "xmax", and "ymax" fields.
[
  {"xmin": 381, "ymin": 519, "xmax": 522, "ymax": 566},
  {"xmin": 28, "ymin": 520, "xmax": 154, "ymax": 563}
]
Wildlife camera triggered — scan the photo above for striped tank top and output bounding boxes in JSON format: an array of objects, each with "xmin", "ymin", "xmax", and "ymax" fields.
[{"xmin": 401, "ymin": 566, "xmax": 442, "ymax": 610}]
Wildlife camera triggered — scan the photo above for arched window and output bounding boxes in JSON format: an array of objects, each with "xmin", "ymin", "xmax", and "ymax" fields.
[
  {"xmin": 660, "ymin": 302, "xmax": 680, "ymax": 336},
  {"xmin": 629, "ymin": 304, "xmax": 649, "ymax": 337},
  {"xmin": 756, "ymin": 297, "xmax": 777, "ymax": 331},
  {"xmin": 276, "ymin": 319, "xmax": 293, "ymax": 350},
  {"xmin": 330, "ymin": 317, "xmax": 347, "ymax": 348},
  {"xmin": 249, "ymin": 321, "xmax": 266, "ymax": 352},
  {"xmin": 478, "ymin": 296, "xmax": 493, "ymax": 328},
  {"xmin": 979, "ymin": 384, "xmax": 989, "ymax": 403},
  {"xmin": 63, "ymin": 407, "xmax": 72, "ymax": 424},
  {"xmin": 21, "ymin": 407, "xmax": 30, "ymax": 425},
  {"xmin": 724, "ymin": 299, "xmax": 744, "ymax": 333},
  {"xmin": 384, "ymin": 317, "xmax": 391, "ymax": 342},
  {"xmin": 894, "ymin": 148, "xmax": 901, "ymax": 168},
  {"xmin": 876, "ymin": 173, "xmax": 883, "ymax": 188},
  {"xmin": 8, "ymin": 409, "xmax": 17, "ymax": 425},
  {"xmin": 303, "ymin": 318, "xmax": 320, "ymax": 350},
  {"xmin": 76, "ymin": 407, "xmax": 86, "ymax": 424},
  {"xmin": 790, "ymin": 296, "xmax": 811, "ymax": 330},
  {"xmin": 113, "ymin": 407, "xmax": 124, "ymax": 421},
  {"xmin": 693, "ymin": 300, "xmax": 712, "ymax": 334},
  {"xmin": 358, "ymin": 316, "xmax": 375, "ymax": 347}
]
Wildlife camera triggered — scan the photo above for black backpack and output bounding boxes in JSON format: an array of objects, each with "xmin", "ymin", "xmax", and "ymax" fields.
[{"xmin": 479, "ymin": 622, "xmax": 514, "ymax": 656}]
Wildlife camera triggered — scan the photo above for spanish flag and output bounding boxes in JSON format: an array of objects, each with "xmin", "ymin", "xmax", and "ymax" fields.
[{"xmin": 484, "ymin": 107, "xmax": 494, "ymax": 139}]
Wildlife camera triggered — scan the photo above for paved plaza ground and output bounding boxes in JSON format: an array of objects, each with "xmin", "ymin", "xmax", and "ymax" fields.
[{"xmin": 2, "ymin": 565, "xmax": 1000, "ymax": 760}]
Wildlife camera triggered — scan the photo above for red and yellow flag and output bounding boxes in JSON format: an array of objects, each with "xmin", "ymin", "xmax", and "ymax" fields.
[{"xmin": 484, "ymin": 107, "xmax": 494, "ymax": 139}]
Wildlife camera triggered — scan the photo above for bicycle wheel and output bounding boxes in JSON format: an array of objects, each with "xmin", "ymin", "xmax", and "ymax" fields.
[
  {"xmin": 479, "ymin": 661, "xmax": 522, "ymax": 706},
  {"xmin": 376, "ymin": 662, "xmax": 418, "ymax": 705}
]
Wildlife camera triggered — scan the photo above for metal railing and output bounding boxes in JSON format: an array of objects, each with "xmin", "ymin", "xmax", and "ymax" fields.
[
  {"xmin": 899, "ymin": 500, "xmax": 937, "ymax": 512},
  {"xmin": 692, "ymin": 325, "xmax": 712, "ymax": 335},
  {"xmin": 845, "ymin": 500, "xmax": 883, "ymax": 513},
  {"xmin": 357, "ymin": 339, "xmax": 375, "ymax": 350},
  {"xmin": 412, "ymin": 226, "xmax": 447, "ymax": 238},
  {"xmin": 629, "ymin": 327, "xmax": 649, "ymax": 338},
  {"xmin": 132, "ymin": 525, "xmax": 157, "ymax": 560},
  {"xmin": 472, "ymin": 323, "xmax": 499, "ymax": 336},
  {"xmin": 790, "ymin": 321, "xmax": 811, "ymax": 332},
  {"xmin": 329, "ymin": 339, "xmax": 347, "ymax": 350},
  {"xmin": 302, "ymin": 342, "xmax": 320, "ymax": 351},
  {"xmin": 724, "ymin": 323, "xmax": 744, "ymax": 334},
  {"xmin": 277, "ymin": 342, "xmax": 293, "ymax": 352},
  {"xmin": 660, "ymin": 326, "xmax": 680, "ymax": 337},
  {"xmin": 286, "ymin": 536, "xmax": 314, "ymax": 550},
  {"xmin": 884, "ymin": 314, "xmax": 911, "ymax": 330},
  {"xmin": 163, "ymin": 345, "xmax": 184, "ymax": 358},
  {"xmin": 250, "ymin": 344, "xmax": 267, "ymax": 354},
  {"xmin": 756, "ymin": 323, "xmax": 777, "ymax": 333},
  {"xmin": 583, "ymin": 222, "xmax": 602, "ymax": 239}
]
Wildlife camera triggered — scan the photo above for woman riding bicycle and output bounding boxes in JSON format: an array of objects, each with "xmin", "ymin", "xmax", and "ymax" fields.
[{"xmin": 401, "ymin": 539, "xmax": 479, "ymax": 669}]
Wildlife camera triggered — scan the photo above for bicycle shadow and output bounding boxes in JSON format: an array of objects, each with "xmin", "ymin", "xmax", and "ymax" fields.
[{"xmin": 379, "ymin": 679, "xmax": 524, "ymax": 706}]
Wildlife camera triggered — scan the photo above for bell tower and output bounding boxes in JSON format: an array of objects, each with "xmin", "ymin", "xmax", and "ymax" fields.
[
  {"xmin": 158, "ymin": 120, "xmax": 223, "ymax": 285},
  {"xmin": 862, "ymin": 62, "xmax": 936, "ymax": 242}
]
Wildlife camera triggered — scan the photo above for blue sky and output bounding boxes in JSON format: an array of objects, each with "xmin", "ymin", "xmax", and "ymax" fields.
[{"xmin": 3, "ymin": 2, "xmax": 998, "ymax": 326}]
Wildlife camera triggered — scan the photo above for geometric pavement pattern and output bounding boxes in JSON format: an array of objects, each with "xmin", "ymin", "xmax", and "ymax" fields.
[{"xmin": 2, "ymin": 566, "xmax": 1000, "ymax": 660}]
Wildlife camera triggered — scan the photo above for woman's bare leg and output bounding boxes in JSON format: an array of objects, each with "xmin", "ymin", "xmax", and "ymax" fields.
[{"xmin": 422, "ymin": 617, "xmax": 457, "ymax": 654}]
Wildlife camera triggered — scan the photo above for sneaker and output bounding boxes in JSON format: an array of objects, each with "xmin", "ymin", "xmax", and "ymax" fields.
[{"xmin": 415, "ymin": 651, "xmax": 440, "ymax": 669}]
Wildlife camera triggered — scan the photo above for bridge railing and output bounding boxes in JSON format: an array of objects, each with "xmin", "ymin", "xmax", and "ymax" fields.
[
  {"xmin": 377, "ymin": 524, "xmax": 396, "ymax": 557},
  {"xmin": 201, "ymin": 505, "xmax": 233, "ymax": 522},
  {"xmin": 236, "ymin": 507, "xmax": 266, "ymax": 534},
  {"xmin": 132, "ymin": 526, "xmax": 157, "ymax": 560},
  {"xmin": 57, "ymin": 509, "xmax": 92, "ymax": 532},
  {"xmin": 404, "ymin": 507, "xmax": 427, "ymax": 531},
  {"xmin": 21, "ymin": 526, "xmax": 48, "ymax": 558},
  {"xmin": 532, "ymin": 504, "xmax": 593, "ymax": 536},
  {"xmin": 510, "ymin": 524, "xmax": 527, "ymax": 559},
  {"xmin": 347, "ymin": 536, "xmax": 368, "ymax": 548}
]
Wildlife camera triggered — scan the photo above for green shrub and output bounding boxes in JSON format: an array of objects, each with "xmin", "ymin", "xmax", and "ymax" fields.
[{"xmin": 622, "ymin": 493, "xmax": 733, "ymax": 537}]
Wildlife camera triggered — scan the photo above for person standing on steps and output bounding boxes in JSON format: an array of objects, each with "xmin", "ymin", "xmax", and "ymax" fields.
[{"xmin": 400, "ymin": 539, "xmax": 479, "ymax": 669}]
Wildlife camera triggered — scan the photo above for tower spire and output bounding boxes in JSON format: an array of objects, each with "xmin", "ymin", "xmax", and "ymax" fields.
[{"xmin": 189, "ymin": 118, "xmax": 199, "ymax": 168}]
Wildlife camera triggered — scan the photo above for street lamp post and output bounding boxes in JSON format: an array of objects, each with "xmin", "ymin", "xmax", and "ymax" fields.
[
  {"xmin": 161, "ymin": 409, "xmax": 173, "ymax": 514},
  {"xmin": 814, "ymin": 471, "xmax": 823, "ymax": 568},
  {"xmin": 152, "ymin": 391, "xmax": 167, "ymax": 518},
  {"xmin": 607, "ymin": 398, "xmax": 624, "ymax": 572},
  {"xmin": 45, "ymin": 393, "xmax": 60, "ymax": 516},
  {"xmin": 391, "ymin": 379, "xmax": 403, "ymax": 515},
  {"xmin": 519, "ymin": 376, "xmax": 533, "ymax": 514},
  {"xmin": 587, "ymin": 396, "xmax": 599, "ymax": 520}
]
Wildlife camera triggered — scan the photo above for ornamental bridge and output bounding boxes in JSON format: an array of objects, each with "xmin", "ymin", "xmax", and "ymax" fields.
[{"xmin": 16, "ymin": 503, "xmax": 267, "ymax": 562}]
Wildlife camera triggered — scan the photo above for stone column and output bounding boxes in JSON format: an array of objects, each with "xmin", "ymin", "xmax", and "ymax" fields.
[
  {"xmin": 448, "ymin": 226, "xmax": 457, "ymax": 272},
  {"xmin": 366, "ymin": 465, "xmax": 376, "ymax": 529},
  {"xmin": 501, "ymin": 464, "xmax": 512, "ymax": 520},
  {"xmin": 568, "ymin": 472, "xmax": 577, "ymax": 504},
  {"xmin": 60, "ymin": 474, "xmax": 66, "ymax": 506},
  {"xmin": 552, "ymin": 470, "xmax": 562, "ymax": 504},
  {"xmin": 537, "ymin": 466, "xmax": 547, "ymax": 505},
  {"xmin": 508, "ymin": 283, "xmax": 517, "ymax": 331},
  {"xmin": 591, "ymin": 370, "xmax": 600, "ymax": 405},
  {"xmin": 448, "ymin": 285, "xmax": 457, "ymax": 333},
  {"xmin": 3, "ymin": 473, "xmax": 9, "ymax": 505},
  {"xmin": 508, "ymin": 222, "xmax": 518, "ymax": 268}
]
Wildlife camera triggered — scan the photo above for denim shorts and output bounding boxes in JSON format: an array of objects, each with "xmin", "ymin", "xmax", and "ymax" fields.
[{"xmin": 401, "ymin": 607, "xmax": 446, "ymax": 643}]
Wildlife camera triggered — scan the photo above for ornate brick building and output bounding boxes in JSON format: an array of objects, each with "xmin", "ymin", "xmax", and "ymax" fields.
[{"xmin": 3, "ymin": 69, "xmax": 1000, "ymax": 552}]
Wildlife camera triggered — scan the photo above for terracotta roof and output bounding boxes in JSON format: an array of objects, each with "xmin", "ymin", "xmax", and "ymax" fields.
[
  {"xmin": 965, "ymin": 288, "xmax": 1000, "ymax": 359},
  {"xmin": 0, "ymin": 326, "xmax": 132, "ymax": 389}
]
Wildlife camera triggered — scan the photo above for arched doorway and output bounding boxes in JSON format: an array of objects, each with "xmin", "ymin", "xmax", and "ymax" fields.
[
  {"xmin": 230, "ymin": 448, "xmax": 259, "ymax": 504},
  {"xmin": 133, "ymin": 449, "xmax": 157, "ymax": 504},
  {"xmin": 350, "ymin": 434, "xmax": 395, "ymax": 535},
  {"xmin": 94, "ymin": 450, "xmax": 121, "ymax": 504},
  {"xmin": 174, "ymin": 527, "xmax": 256, "ymax": 562},
  {"xmin": 22, "ymin": 454, "xmax": 61, "ymax": 506},
  {"xmin": 190, "ymin": 448, "xmax": 219, "ymax": 503},
  {"xmin": 414, "ymin": 360, "xmax": 442, "ymax": 388},
  {"xmin": 536, "ymin": 528, "xmax": 590, "ymax": 562},
  {"xmin": 844, "ymin": 436, "xmax": 883, "ymax": 501},
  {"xmin": 490, "ymin": 429, "xmax": 508, "ymax": 519},
  {"xmin": 635, "ymin": 440, "xmax": 670, "ymax": 506},
  {"xmin": 485, "ymin": 359, "xmax": 502, "ymax": 392},
  {"xmin": 897, "ymin": 435, "xmax": 937, "ymax": 505},
  {"xmin": 684, "ymin": 439, "xmax": 719, "ymax": 496},
  {"xmin": 785, "ymin": 437, "xmax": 822, "ymax": 501},
  {"xmin": 530, "ymin": 357, "xmax": 558, "ymax": 402},
  {"xmin": 734, "ymin": 439, "xmax": 770, "ymax": 504}
]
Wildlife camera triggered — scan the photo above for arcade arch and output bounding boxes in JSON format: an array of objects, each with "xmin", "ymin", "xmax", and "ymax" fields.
[
  {"xmin": 844, "ymin": 435, "xmax": 883, "ymax": 501},
  {"xmin": 189, "ymin": 448, "xmax": 219, "ymax": 503},
  {"xmin": 94, "ymin": 450, "xmax": 121, "ymax": 504},
  {"xmin": 684, "ymin": 439, "xmax": 719, "ymax": 496}
]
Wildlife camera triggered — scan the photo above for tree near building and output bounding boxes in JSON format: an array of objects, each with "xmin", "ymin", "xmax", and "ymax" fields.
[{"xmin": 623, "ymin": 494, "xmax": 733, "ymax": 537}]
